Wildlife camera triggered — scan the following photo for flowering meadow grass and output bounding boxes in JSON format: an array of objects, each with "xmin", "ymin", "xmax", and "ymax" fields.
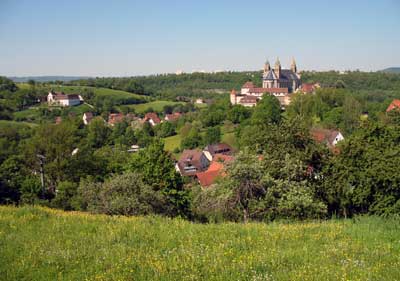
[{"xmin": 0, "ymin": 206, "xmax": 399, "ymax": 281}]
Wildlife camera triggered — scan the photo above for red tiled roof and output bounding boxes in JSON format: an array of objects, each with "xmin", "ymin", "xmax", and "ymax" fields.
[
  {"xmin": 310, "ymin": 128, "xmax": 341, "ymax": 146},
  {"xmin": 239, "ymin": 95, "xmax": 258, "ymax": 104},
  {"xmin": 165, "ymin": 112, "xmax": 182, "ymax": 121},
  {"xmin": 196, "ymin": 169, "xmax": 221, "ymax": 187},
  {"xmin": 242, "ymin": 81, "xmax": 255, "ymax": 89},
  {"xmin": 195, "ymin": 154, "xmax": 234, "ymax": 187},
  {"xmin": 386, "ymin": 99, "xmax": 400, "ymax": 112},
  {"xmin": 248, "ymin": 87, "xmax": 288, "ymax": 94},
  {"xmin": 301, "ymin": 83, "xmax": 315, "ymax": 93},
  {"xmin": 108, "ymin": 113, "xmax": 125, "ymax": 124},
  {"xmin": 144, "ymin": 112, "xmax": 161, "ymax": 124}
]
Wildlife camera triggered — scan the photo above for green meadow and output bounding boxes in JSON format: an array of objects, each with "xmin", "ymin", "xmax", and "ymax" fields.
[
  {"xmin": 120, "ymin": 100, "xmax": 185, "ymax": 114},
  {"xmin": 0, "ymin": 206, "xmax": 399, "ymax": 281}
]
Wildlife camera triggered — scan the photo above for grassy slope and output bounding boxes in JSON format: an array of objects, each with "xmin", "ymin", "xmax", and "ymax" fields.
[
  {"xmin": 1, "ymin": 206, "xmax": 399, "ymax": 281},
  {"xmin": 121, "ymin": 101, "xmax": 185, "ymax": 114},
  {"xmin": 18, "ymin": 83, "xmax": 147, "ymax": 101}
]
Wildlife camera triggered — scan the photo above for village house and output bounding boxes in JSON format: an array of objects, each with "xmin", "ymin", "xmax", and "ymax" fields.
[
  {"xmin": 297, "ymin": 83, "xmax": 321, "ymax": 94},
  {"xmin": 203, "ymin": 143, "xmax": 234, "ymax": 161},
  {"xmin": 82, "ymin": 112, "xmax": 94, "ymax": 125},
  {"xmin": 143, "ymin": 112, "xmax": 161, "ymax": 126},
  {"xmin": 310, "ymin": 128, "xmax": 344, "ymax": 148},
  {"xmin": 47, "ymin": 91, "xmax": 82, "ymax": 107},
  {"xmin": 230, "ymin": 58, "xmax": 301, "ymax": 107},
  {"xmin": 107, "ymin": 113, "xmax": 138, "ymax": 126},
  {"xmin": 164, "ymin": 112, "xmax": 182, "ymax": 122},
  {"xmin": 108, "ymin": 113, "xmax": 125, "ymax": 126},
  {"xmin": 386, "ymin": 99, "xmax": 400, "ymax": 112},
  {"xmin": 196, "ymin": 154, "xmax": 234, "ymax": 187},
  {"xmin": 176, "ymin": 149, "xmax": 210, "ymax": 177}
]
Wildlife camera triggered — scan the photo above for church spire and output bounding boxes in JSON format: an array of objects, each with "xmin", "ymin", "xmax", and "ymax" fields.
[
  {"xmin": 291, "ymin": 57, "xmax": 297, "ymax": 73},
  {"xmin": 264, "ymin": 60, "xmax": 271, "ymax": 72},
  {"xmin": 274, "ymin": 57, "xmax": 281, "ymax": 78}
]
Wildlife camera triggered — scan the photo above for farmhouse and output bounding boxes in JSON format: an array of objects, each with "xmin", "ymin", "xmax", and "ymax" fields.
[
  {"xmin": 176, "ymin": 149, "xmax": 210, "ymax": 177},
  {"xmin": 230, "ymin": 58, "xmax": 301, "ymax": 107},
  {"xmin": 47, "ymin": 91, "xmax": 82, "ymax": 106},
  {"xmin": 386, "ymin": 99, "xmax": 400, "ymax": 112}
]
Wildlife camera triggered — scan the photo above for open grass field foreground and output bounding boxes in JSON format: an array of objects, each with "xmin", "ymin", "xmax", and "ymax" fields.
[{"xmin": 0, "ymin": 207, "xmax": 399, "ymax": 281}]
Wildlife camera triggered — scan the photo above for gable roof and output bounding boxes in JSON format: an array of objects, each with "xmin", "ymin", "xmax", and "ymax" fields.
[
  {"xmin": 108, "ymin": 113, "xmax": 125, "ymax": 125},
  {"xmin": 239, "ymin": 95, "xmax": 259, "ymax": 104},
  {"xmin": 165, "ymin": 112, "xmax": 182, "ymax": 121},
  {"xmin": 205, "ymin": 143, "xmax": 233, "ymax": 155},
  {"xmin": 386, "ymin": 99, "xmax": 400, "ymax": 112},
  {"xmin": 178, "ymin": 149, "xmax": 208, "ymax": 176},
  {"xmin": 144, "ymin": 112, "xmax": 161, "ymax": 124},
  {"xmin": 196, "ymin": 154, "xmax": 234, "ymax": 187},
  {"xmin": 310, "ymin": 128, "xmax": 342, "ymax": 146}
]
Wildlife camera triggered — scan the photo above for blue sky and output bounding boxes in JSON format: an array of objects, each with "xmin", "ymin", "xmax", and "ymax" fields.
[{"xmin": 0, "ymin": 0, "xmax": 399, "ymax": 76}]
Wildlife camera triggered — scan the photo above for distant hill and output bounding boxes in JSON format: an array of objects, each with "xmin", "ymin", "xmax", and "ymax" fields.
[
  {"xmin": 380, "ymin": 67, "xmax": 400, "ymax": 74},
  {"xmin": 8, "ymin": 76, "xmax": 91, "ymax": 83}
]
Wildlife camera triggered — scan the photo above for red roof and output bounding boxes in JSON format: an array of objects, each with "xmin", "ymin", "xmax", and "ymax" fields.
[
  {"xmin": 195, "ymin": 154, "xmax": 234, "ymax": 187},
  {"xmin": 165, "ymin": 112, "xmax": 182, "ymax": 121},
  {"xmin": 108, "ymin": 113, "xmax": 125, "ymax": 125},
  {"xmin": 248, "ymin": 87, "xmax": 288, "ymax": 94},
  {"xmin": 310, "ymin": 128, "xmax": 341, "ymax": 147},
  {"xmin": 144, "ymin": 112, "xmax": 161, "ymax": 124},
  {"xmin": 239, "ymin": 95, "xmax": 258, "ymax": 104},
  {"xmin": 301, "ymin": 83, "xmax": 315, "ymax": 93},
  {"xmin": 386, "ymin": 99, "xmax": 400, "ymax": 112},
  {"xmin": 242, "ymin": 81, "xmax": 255, "ymax": 89}
]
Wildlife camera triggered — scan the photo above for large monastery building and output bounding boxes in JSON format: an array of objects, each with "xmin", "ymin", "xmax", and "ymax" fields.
[{"xmin": 231, "ymin": 58, "xmax": 301, "ymax": 107}]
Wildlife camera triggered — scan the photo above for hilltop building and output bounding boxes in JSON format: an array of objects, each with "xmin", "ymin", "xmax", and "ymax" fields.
[
  {"xmin": 230, "ymin": 58, "xmax": 301, "ymax": 107},
  {"xmin": 47, "ymin": 91, "xmax": 82, "ymax": 107}
]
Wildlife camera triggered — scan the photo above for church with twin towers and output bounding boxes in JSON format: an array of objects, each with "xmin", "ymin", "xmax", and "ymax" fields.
[{"xmin": 230, "ymin": 58, "xmax": 302, "ymax": 107}]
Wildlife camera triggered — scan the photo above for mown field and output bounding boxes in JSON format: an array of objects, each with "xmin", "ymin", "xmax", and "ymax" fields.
[{"xmin": 0, "ymin": 206, "xmax": 399, "ymax": 281}]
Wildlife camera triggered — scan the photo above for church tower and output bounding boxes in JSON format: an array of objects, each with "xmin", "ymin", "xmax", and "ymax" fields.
[
  {"xmin": 291, "ymin": 57, "xmax": 297, "ymax": 73},
  {"xmin": 264, "ymin": 60, "xmax": 271, "ymax": 73},
  {"xmin": 274, "ymin": 58, "xmax": 281, "ymax": 79}
]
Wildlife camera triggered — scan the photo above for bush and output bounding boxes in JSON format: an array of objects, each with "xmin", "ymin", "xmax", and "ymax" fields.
[{"xmin": 78, "ymin": 172, "xmax": 166, "ymax": 216}]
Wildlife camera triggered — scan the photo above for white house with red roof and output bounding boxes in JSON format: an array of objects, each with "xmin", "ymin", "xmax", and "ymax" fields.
[{"xmin": 47, "ymin": 91, "xmax": 82, "ymax": 106}]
